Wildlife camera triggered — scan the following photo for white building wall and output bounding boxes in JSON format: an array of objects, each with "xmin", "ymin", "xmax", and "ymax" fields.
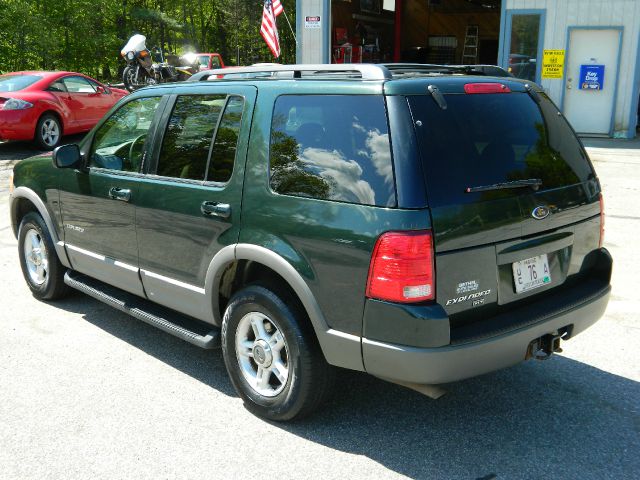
[
  {"xmin": 504, "ymin": 0, "xmax": 640, "ymax": 137},
  {"xmin": 297, "ymin": 0, "xmax": 330, "ymax": 63}
]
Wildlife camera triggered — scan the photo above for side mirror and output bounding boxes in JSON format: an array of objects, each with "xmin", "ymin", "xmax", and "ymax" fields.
[
  {"xmin": 52, "ymin": 144, "xmax": 82, "ymax": 169},
  {"xmin": 95, "ymin": 85, "xmax": 105, "ymax": 94}
]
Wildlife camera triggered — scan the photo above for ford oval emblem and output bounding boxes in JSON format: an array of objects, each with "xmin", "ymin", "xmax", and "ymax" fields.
[{"xmin": 532, "ymin": 205, "xmax": 550, "ymax": 220}]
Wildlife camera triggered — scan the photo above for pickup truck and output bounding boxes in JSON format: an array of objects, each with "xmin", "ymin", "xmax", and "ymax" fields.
[{"xmin": 193, "ymin": 53, "xmax": 225, "ymax": 71}]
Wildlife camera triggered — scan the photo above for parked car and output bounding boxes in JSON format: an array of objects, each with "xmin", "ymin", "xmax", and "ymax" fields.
[
  {"xmin": 508, "ymin": 53, "xmax": 537, "ymax": 81},
  {"xmin": 460, "ymin": 64, "xmax": 513, "ymax": 77},
  {"xmin": 10, "ymin": 64, "xmax": 611, "ymax": 421},
  {"xmin": 185, "ymin": 53, "xmax": 225, "ymax": 71},
  {"xmin": 0, "ymin": 71, "xmax": 128, "ymax": 150}
]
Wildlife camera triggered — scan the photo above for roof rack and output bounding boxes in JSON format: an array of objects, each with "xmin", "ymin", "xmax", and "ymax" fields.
[
  {"xmin": 189, "ymin": 64, "xmax": 393, "ymax": 82},
  {"xmin": 189, "ymin": 63, "xmax": 510, "ymax": 82},
  {"xmin": 380, "ymin": 63, "xmax": 506, "ymax": 76}
]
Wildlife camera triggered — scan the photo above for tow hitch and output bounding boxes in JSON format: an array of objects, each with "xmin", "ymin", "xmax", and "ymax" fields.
[{"xmin": 527, "ymin": 327, "xmax": 571, "ymax": 361}]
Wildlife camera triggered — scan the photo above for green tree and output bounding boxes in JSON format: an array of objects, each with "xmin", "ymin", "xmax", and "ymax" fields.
[{"xmin": 0, "ymin": 0, "xmax": 297, "ymax": 79}]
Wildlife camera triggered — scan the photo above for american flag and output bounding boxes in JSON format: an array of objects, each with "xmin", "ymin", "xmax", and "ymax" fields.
[{"xmin": 261, "ymin": 0, "xmax": 283, "ymax": 58}]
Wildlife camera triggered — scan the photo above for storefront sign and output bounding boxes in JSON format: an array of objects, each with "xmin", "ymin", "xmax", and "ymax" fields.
[
  {"xmin": 541, "ymin": 50, "xmax": 565, "ymax": 79},
  {"xmin": 579, "ymin": 64, "xmax": 605, "ymax": 90},
  {"xmin": 305, "ymin": 16, "xmax": 321, "ymax": 29}
]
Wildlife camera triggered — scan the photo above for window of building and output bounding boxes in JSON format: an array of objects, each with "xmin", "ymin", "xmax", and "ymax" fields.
[
  {"xmin": 507, "ymin": 12, "xmax": 543, "ymax": 82},
  {"xmin": 270, "ymin": 95, "xmax": 395, "ymax": 207}
]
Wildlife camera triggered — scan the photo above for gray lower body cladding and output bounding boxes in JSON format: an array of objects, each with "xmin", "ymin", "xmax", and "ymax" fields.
[{"xmin": 361, "ymin": 249, "xmax": 612, "ymax": 385}]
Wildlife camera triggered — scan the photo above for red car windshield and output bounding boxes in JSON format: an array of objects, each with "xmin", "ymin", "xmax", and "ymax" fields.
[{"xmin": 0, "ymin": 74, "xmax": 43, "ymax": 92}]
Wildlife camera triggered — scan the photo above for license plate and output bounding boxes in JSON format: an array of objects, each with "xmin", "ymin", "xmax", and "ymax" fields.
[{"xmin": 512, "ymin": 254, "xmax": 551, "ymax": 294}]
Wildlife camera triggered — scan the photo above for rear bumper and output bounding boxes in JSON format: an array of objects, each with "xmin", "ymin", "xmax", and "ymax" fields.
[
  {"xmin": 362, "ymin": 249, "xmax": 612, "ymax": 385},
  {"xmin": 363, "ymin": 284, "xmax": 609, "ymax": 384},
  {"xmin": 0, "ymin": 109, "xmax": 38, "ymax": 141}
]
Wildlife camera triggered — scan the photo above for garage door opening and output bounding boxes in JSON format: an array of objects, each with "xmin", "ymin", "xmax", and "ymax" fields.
[{"xmin": 331, "ymin": 0, "xmax": 502, "ymax": 66}]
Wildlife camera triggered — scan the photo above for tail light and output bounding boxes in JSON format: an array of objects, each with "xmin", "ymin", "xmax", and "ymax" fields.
[
  {"xmin": 464, "ymin": 83, "xmax": 511, "ymax": 94},
  {"xmin": 366, "ymin": 230, "xmax": 435, "ymax": 303},
  {"xmin": 599, "ymin": 193, "xmax": 605, "ymax": 247}
]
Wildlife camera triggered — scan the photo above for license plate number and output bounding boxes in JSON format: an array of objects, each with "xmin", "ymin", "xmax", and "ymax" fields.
[{"xmin": 512, "ymin": 254, "xmax": 551, "ymax": 294}]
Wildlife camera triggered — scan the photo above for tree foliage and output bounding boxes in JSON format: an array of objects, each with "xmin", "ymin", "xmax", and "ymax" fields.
[{"xmin": 0, "ymin": 0, "xmax": 297, "ymax": 79}]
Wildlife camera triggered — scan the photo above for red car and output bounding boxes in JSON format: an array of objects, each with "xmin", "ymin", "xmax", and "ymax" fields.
[
  {"xmin": 191, "ymin": 53, "xmax": 226, "ymax": 71},
  {"xmin": 0, "ymin": 71, "xmax": 128, "ymax": 150}
]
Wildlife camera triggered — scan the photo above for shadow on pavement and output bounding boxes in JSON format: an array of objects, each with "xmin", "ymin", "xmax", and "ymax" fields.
[
  {"xmin": 0, "ymin": 134, "xmax": 86, "ymax": 161},
  {"xmin": 49, "ymin": 292, "xmax": 640, "ymax": 479},
  {"xmin": 51, "ymin": 292, "xmax": 236, "ymax": 397}
]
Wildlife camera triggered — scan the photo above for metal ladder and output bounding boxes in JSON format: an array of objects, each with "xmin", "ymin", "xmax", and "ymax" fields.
[{"xmin": 462, "ymin": 25, "xmax": 479, "ymax": 64}]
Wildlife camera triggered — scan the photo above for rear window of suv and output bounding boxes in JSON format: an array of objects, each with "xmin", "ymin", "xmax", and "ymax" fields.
[
  {"xmin": 408, "ymin": 92, "xmax": 595, "ymax": 207},
  {"xmin": 269, "ymin": 95, "xmax": 396, "ymax": 207}
]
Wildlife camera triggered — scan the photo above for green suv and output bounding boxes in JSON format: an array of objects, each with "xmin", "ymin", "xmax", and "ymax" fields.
[{"xmin": 9, "ymin": 64, "xmax": 612, "ymax": 420}]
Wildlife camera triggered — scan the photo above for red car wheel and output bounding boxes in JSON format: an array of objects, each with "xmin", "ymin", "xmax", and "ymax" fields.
[{"xmin": 34, "ymin": 114, "xmax": 62, "ymax": 150}]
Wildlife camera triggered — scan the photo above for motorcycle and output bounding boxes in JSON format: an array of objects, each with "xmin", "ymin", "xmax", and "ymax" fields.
[{"xmin": 120, "ymin": 34, "xmax": 198, "ymax": 91}]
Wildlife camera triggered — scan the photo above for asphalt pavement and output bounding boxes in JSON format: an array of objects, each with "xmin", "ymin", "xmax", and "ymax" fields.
[{"xmin": 0, "ymin": 137, "xmax": 638, "ymax": 479}]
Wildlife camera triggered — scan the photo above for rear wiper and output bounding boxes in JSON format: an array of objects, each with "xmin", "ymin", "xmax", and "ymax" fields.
[{"xmin": 465, "ymin": 178, "xmax": 543, "ymax": 193}]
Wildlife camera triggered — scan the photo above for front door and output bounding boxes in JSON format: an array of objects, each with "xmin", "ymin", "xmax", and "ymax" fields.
[
  {"xmin": 61, "ymin": 75, "xmax": 105, "ymax": 129},
  {"xmin": 563, "ymin": 28, "xmax": 622, "ymax": 135},
  {"xmin": 59, "ymin": 95, "xmax": 164, "ymax": 296},
  {"xmin": 134, "ymin": 86, "xmax": 256, "ymax": 322}
]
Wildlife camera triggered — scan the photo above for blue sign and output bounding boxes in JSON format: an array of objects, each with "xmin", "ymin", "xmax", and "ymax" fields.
[{"xmin": 579, "ymin": 64, "xmax": 605, "ymax": 90}]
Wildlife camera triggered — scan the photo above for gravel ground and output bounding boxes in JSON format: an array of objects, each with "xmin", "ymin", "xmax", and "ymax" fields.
[{"xmin": 0, "ymin": 137, "xmax": 638, "ymax": 480}]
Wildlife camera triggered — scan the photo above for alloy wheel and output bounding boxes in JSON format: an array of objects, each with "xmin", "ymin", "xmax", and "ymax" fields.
[
  {"xmin": 40, "ymin": 119, "xmax": 60, "ymax": 147},
  {"xmin": 235, "ymin": 312, "xmax": 290, "ymax": 397},
  {"xmin": 23, "ymin": 228, "xmax": 48, "ymax": 285}
]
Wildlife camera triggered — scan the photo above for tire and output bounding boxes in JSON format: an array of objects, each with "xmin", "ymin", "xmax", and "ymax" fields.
[
  {"xmin": 221, "ymin": 285, "xmax": 335, "ymax": 421},
  {"xmin": 34, "ymin": 114, "xmax": 62, "ymax": 150},
  {"xmin": 123, "ymin": 65, "xmax": 151, "ymax": 92},
  {"xmin": 122, "ymin": 65, "xmax": 138, "ymax": 92},
  {"xmin": 18, "ymin": 212, "xmax": 70, "ymax": 300}
]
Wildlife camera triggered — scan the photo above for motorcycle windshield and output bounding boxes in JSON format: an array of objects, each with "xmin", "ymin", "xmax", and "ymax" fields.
[{"xmin": 122, "ymin": 34, "xmax": 147, "ymax": 54}]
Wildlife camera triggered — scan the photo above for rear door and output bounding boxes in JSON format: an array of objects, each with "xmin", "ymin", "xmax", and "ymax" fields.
[
  {"xmin": 407, "ymin": 84, "xmax": 601, "ymax": 324},
  {"xmin": 133, "ymin": 86, "xmax": 256, "ymax": 322}
]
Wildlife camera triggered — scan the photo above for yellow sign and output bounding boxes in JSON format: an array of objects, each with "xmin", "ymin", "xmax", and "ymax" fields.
[{"xmin": 542, "ymin": 49, "xmax": 565, "ymax": 79}]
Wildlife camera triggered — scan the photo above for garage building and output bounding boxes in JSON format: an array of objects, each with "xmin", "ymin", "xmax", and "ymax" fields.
[{"xmin": 295, "ymin": 0, "xmax": 640, "ymax": 138}]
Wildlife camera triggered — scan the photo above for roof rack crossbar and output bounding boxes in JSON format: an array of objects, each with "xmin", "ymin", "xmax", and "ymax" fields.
[
  {"xmin": 380, "ymin": 63, "xmax": 489, "ymax": 74},
  {"xmin": 189, "ymin": 64, "xmax": 393, "ymax": 81}
]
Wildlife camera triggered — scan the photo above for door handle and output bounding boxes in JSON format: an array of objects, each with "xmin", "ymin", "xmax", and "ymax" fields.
[
  {"xmin": 201, "ymin": 201, "xmax": 231, "ymax": 219},
  {"xmin": 108, "ymin": 187, "xmax": 131, "ymax": 202}
]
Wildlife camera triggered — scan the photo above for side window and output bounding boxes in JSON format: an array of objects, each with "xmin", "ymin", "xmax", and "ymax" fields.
[
  {"xmin": 86, "ymin": 78, "xmax": 108, "ymax": 93},
  {"xmin": 63, "ymin": 76, "xmax": 96, "ymax": 93},
  {"xmin": 207, "ymin": 96, "xmax": 244, "ymax": 183},
  {"xmin": 156, "ymin": 95, "xmax": 226, "ymax": 180},
  {"xmin": 90, "ymin": 96, "xmax": 161, "ymax": 172},
  {"xmin": 269, "ymin": 95, "xmax": 396, "ymax": 207},
  {"xmin": 47, "ymin": 80, "xmax": 67, "ymax": 93},
  {"xmin": 211, "ymin": 56, "xmax": 221, "ymax": 68}
]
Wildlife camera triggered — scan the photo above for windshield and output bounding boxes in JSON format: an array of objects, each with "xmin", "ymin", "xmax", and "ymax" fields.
[
  {"xmin": 408, "ymin": 92, "xmax": 594, "ymax": 207},
  {"xmin": 0, "ymin": 74, "xmax": 42, "ymax": 92}
]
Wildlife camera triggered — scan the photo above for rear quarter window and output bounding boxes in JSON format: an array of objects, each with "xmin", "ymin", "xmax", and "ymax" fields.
[
  {"xmin": 269, "ymin": 95, "xmax": 396, "ymax": 207},
  {"xmin": 408, "ymin": 92, "xmax": 595, "ymax": 207}
]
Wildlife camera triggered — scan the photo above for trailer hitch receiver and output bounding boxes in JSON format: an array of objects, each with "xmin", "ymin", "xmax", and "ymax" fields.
[{"xmin": 527, "ymin": 327, "xmax": 571, "ymax": 361}]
